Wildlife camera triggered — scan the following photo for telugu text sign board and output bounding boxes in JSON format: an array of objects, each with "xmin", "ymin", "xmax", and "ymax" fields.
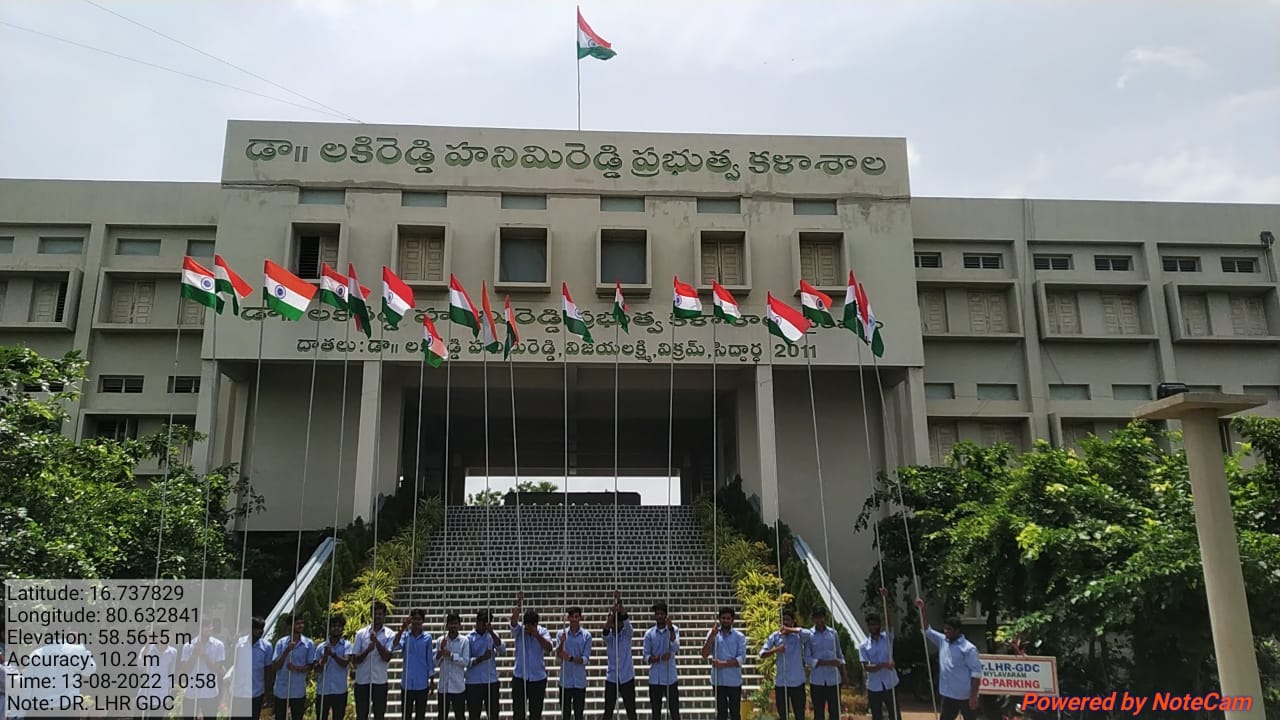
[{"xmin": 979, "ymin": 654, "xmax": 1059, "ymax": 696}]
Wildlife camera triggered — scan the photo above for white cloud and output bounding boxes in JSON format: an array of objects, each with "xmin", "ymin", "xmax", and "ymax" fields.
[
  {"xmin": 1107, "ymin": 148, "xmax": 1280, "ymax": 203},
  {"xmin": 1116, "ymin": 46, "xmax": 1209, "ymax": 89}
]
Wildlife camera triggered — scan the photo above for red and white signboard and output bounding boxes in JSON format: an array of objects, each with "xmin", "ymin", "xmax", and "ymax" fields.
[{"xmin": 978, "ymin": 654, "xmax": 1059, "ymax": 696}]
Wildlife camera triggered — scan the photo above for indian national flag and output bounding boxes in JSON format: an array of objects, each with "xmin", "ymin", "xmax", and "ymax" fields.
[
  {"xmin": 766, "ymin": 292, "xmax": 811, "ymax": 345},
  {"xmin": 503, "ymin": 296, "xmax": 520, "ymax": 360},
  {"xmin": 562, "ymin": 283, "xmax": 593, "ymax": 343},
  {"xmin": 673, "ymin": 276, "xmax": 702, "ymax": 319},
  {"xmin": 449, "ymin": 274, "xmax": 481, "ymax": 338},
  {"xmin": 841, "ymin": 270, "xmax": 863, "ymax": 338},
  {"xmin": 264, "ymin": 260, "xmax": 316, "ymax": 321},
  {"xmin": 180, "ymin": 256, "xmax": 218, "ymax": 311},
  {"xmin": 576, "ymin": 8, "xmax": 615, "ymax": 61},
  {"xmin": 612, "ymin": 281, "xmax": 630, "ymax": 334},
  {"xmin": 381, "ymin": 266, "xmax": 414, "ymax": 330},
  {"xmin": 479, "ymin": 282, "xmax": 501, "ymax": 354},
  {"xmin": 858, "ymin": 281, "xmax": 885, "ymax": 358},
  {"xmin": 422, "ymin": 316, "xmax": 447, "ymax": 368},
  {"xmin": 318, "ymin": 263, "xmax": 349, "ymax": 311},
  {"xmin": 799, "ymin": 280, "xmax": 836, "ymax": 327},
  {"xmin": 347, "ymin": 264, "xmax": 373, "ymax": 338},
  {"xmin": 711, "ymin": 281, "xmax": 741, "ymax": 322},
  {"xmin": 213, "ymin": 255, "xmax": 252, "ymax": 316}
]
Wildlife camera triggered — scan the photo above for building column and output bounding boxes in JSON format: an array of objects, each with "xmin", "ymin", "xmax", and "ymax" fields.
[
  {"xmin": 1017, "ymin": 200, "xmax": 1050, "ymax": 442},
  {"xmin": 755, "ymin": 363, "xmax": 780, "ymax": 524},
  {"xmin": 352, "ymin": 360, "xmax": 383, "ymax": 524},
  {"xmin": 900, "ymin": 367, "xmax": 931, "ymax": 466},
  {"xmin": 191, "ymin": 359, "xmax": 221, "ymax": 474}
]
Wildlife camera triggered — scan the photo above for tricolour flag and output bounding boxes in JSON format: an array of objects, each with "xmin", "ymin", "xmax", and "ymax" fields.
[
  {"xmin": 263, "ymin": 260, "xmax": 316, "ymax": 321},
  {"xmin": 503, "ymin": 296, "xmax": 520, "ymax": 360},
  {"xmin": 422, "ymin": 316, "xmax": 447, "ymax": 368},
  {"xmin": 479, "ymin": 282, "xmax": 501, "ymax": 354},
  {"xmin": 381, "ymin": 266, "xmax": 414, "ymax": 330},
  {"xmin": 576, "ymin": 8, "xmax": 616, "ymax": 61},
  {"xmin": 799, "ymin": 280, "xmax": 836, "ymax": 327},
  {"xmin": 673, "ymin": 276, "xmax": 703, "ymax": 319},
  {"xmin": 347, "ymin": 264, "xmax": 373, "ymax": 338},
  {"xmin": 449, "ymin": 275, "xmax": 481, "ymax": 338},
  {"xmin": 562, "ymin": 283, "xmax": 594, "ymax": 343},
  {"xmin": 858, "ymin": 281, "xmax": 885, "ymax": 358},
  {"xmin": 180, "ymin": 256, "xmax": 218, "ymax": 311},
  {"xmin": 711, "ymin": 281, "xmax": 741, "ymax": 322},
  {"xmin": 318, "ymin": 263, "xmax": 349, "ymax": 312},
  {"xmin": 612, "ymin": 281, "xmax": 630, "ymax": 334},
  {"xmin": 214, "ymin": 255, "xmax": 252, "ymax": 316},
  {"xmin": 841, "ymin": 270, "xmax": 863, "ymax": 338},
  {"xmin": 766, "ymin": 292, "xmax": 811, "ymax": 345}
]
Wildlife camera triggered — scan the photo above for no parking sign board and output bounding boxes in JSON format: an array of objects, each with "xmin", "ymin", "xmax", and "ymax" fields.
[{"xmin": 979, "ymin": 654, "xmax": 1059, "ymax": 696}]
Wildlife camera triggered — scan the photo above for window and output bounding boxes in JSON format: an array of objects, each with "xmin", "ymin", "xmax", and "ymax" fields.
[
  {"xmin": 696, "ymin": 197, "xmax": 741, "ymax": 214},
  {"xmin": 167, "ymin": 376, "xmax": 201, "ymax": 394},
  {"xmin": 498, "ymin": 227, "xmax": 548, "ymax": 284},
  {"xmin": 968, "ymin": 291, "xmax": 1010, "ymax": 333},
  {"xmin": 918, "ymin": 290, "xmax": 948, "ymax": 333},
  {"xmin": 1094, "ymin": 255, "xmax": 1132, "ymax": 272},
  {"xmin": 980, "ymin": 422, "xmax": 1023, "ymax": 450},
  {"xmin": 1049, "ymin": 384, "xmax": 1091, "ymax": 400},
  {"xmin": 1062, "ymin": 421, "xmax": 1094, "ymax": 449},
  {"xmin": 398, "ymin": 227, "xmax": 446, "ymax": 283},
  {"xmin": 1045, "ymin": 291, "xmax": 1081, "ymax": 335},
  {"xmin": 1221, "ymin": 257, "xmax": 1257, "ymax": 273},
  {"xmin": 699, "ymin": 231, "xmax": 745, "ymax": 286},
  {"xmin": 108, "ymin": 280, "xmax": 155, "ymax": 324},
  {"xmin": 1162, "ymin": 255, "xmax": 1200, "ymax": 272},
  {"xmin": 501, "ymin": 194, "xmax": 547, "ymax": 210},
  {"xmin": 38, "ymin": 237, "xmax": 83, "ymax": 254},
  {"xmin": 601, "ymin": 196, "xmax": 645, "ymax": 212},
  {"xmin": 977, "ymin": 383, "xmax": 1019, "ymax": 401},
  {"xmin": 23, "ymin": 381, "xmax": 65, "ymax": 393},
  {"xmin": 1229, "ymin": 295, "xmax": 1267, "ymax": 336},
  {"xmin": 179, "ymin": 296, "xmax": 205, "ymax": 326},
  {"xmin": 293, "ymin": 233, "xmax": 338, "ymax": 280},
  {"xmin": 0, "ymin": 280, "xmax": 6, "ymax": 318},
  {"xmin": 1102, "ymin": 294, "xmax": 1142, "ymax": 335},
  {"xmin": 962, "ymin": 253, "xmax": 1003, "ymax": 270},
  {"xmin": 793, "ymin": 199, "xmax": 837, "ymax": 216},
  {"xmin": 798, "ymin": 232, "xmax": 842, "ymax": 287},
  {"xmin": 924, "ymin": 383, "xmax": 955, "ymax": 399},
  {"xmin": 299, "ymin": 188, "xmax": 345, "ymax": 205},
  {"xmin": 914, "ymin": 252, "xmax": 942, "ymax": 269},
  {"xmin": 187, "ymin": 240, "xmax": 215, "ymax": 258},
  {"xmin": 94, "ymin": 416, "xmax": 138, "ymax": 441},
  {"xmin": 29, "ymin": 280, "xmax": 68, "ymax": 322},
  {"xmin": 1112, "ymin": 384, "xmax": 1152, "ymax": 401},
  {"xmin": 0, "ymin": 237, "xmax": 14, "ymax": 253},
  {"xmin": 1243, "ymin": 385, "xmax": 1280, "ymax": 401},
  {"xmin": 402, "ymin": 191, "xmax": 447, "ymax": 208},
  {"xmin": 1033, "ymin": 254, "xmax": 1071, "ymax": 271},
  {"xmin": 928, "ymin": 421, "xmax": 958, "ymax": 464},
  {"xmin": 100, "ymin": 376, "xmax": 144, "ymax": 393},
  {"xmin": 1181, "ymin": 294, "xmax": 1210, "ymax": 337},
  {"xmin": 116, "ymin": 239, "xmax": 161, "ymax": 256},
  {"xmin": 600, "ymin": 229, "xmax": 647, "ymax": 285}
]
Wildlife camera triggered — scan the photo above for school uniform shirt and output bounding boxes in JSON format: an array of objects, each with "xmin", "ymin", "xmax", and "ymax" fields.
[
  {"xmin": 509, "ymin": 623, "xmax": 552, "ymax": 682},
  {"xmin": 604, "ymin": 621, "xmax": 636, "ymax": 684},
  {"xmin": 803, "ymin": 627, "xmax": 845, "ymax": 687},
  {"xmin": 708, "ymin": 629, "xmax": 747, "ymax": 688},
  {"xmin": 316, "ymin": 638, "xmax": 353, "ymax": 696},
  {"xmin": 926, "ymin": 628, "xmax": 982, "ymax": 700},
  {"xmin": 761, "ymin": 630, "xmax": 811, "ymax": 688},
  {"xmin": 136, "ymin": 645, "xmax": 177, "ymax": 704},
  {"xmin": 179, "ymin": 637, "xmax": 223, "ymax": 699},
  {"xmin": 858, "ymin": 632, "xmax": 899, "ymax": 692},
  {"xmin": 465, "ymin": 630, "xmax": 505, "ymax": 685},
  {"xmin": 555, "ymin": 628, "xmax": 592, "ymax": 689},
  {"xmin": 272, "ymin": 636, "xmax": 317, "ymax": 699},
  {"xmin": 401, "ymin": 630, "xmax": 435, "ymax": 692},
  {"xmin": 642, "ymin": 624, "xmax": 680, "ymax": 685},
  {"xmin": 353, "ymin": 626, "xmax": 399, "ymax": 685},
  {"xmin": 232, "ymin": 635, "xmax": 272, "ymax": 698},
  {"xmin": 437, "ymin": 634, "xmax": 472, "ymax": 695}
]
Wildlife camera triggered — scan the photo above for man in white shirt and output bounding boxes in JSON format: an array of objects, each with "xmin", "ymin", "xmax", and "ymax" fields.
[
  {"xmin": 181, "ymin": 619, "xmax": 226, "ymax": 720},
  {"xmin": 555, "ymin": 607, "xmax": 592, "ymax": 720},
  {"xmin": 803, "ymin": 606, "xmax": 847, "ymax": 720},
  {"xmin": 271, "ymin": 615, "xmax": 317, "ymax": 720},
  {"xmin": 602, "ymin": 594, "xmax": 637, "ymax": 720},
  {"xmin": 465, "ymin": 610, "xmax": 505, "ymax": 720},
  {"xmin": 642, "ymin": 602, "xmax": 681, "ymax": 720},
  {"xmin": 352, "ymin": 601, "xmax": 403, "ymax": 720},
  {"xmin": 436, "ymin": 612, "xmax": 472, "ymax": 720},
  {"xmin": 316, "ymin": 615, "xmax": 352, "ymax": 720},
  {"xmin": 509, "ymin": 593, "xmax": 554, "ymax": 720},
  {"xmin": 231, "ymin": 617, "xmax": 271, "ymax": 720},
  {"xmin": 135, "ymin": 637, "xmax": 178, "ymax": 720}
]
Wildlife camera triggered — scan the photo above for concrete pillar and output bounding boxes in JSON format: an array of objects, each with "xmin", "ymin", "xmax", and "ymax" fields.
[
  {"xmin": 1136, "ymin": 392, "xmax": 1266, "ymax": 720},
  {"xmin": 191, "ymin": 359, "xmax": 220, "ymax": 474},
  {"xmin": 902, "ymin": 367, "xmax": 930, "ymax": 466},
  {"xmin": 353, "ymin": 360, "xmax": 383, "ymax": 524},
  {"xmin": 755, "ymin": 363, "xmax": 779, "ymax": 524}
]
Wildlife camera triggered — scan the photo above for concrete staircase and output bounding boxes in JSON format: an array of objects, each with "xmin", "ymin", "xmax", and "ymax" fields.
[{"xmin": 384, "ymin": 505, "xmax": 759, "ymax": 719}]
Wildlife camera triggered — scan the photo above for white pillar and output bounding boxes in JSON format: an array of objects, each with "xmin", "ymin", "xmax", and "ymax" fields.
[
  {"xmin": 352, "ymin": 360, "xmax": 383, "ymax": 524},
  {"xmin": 755, "ymin": 363, "xmax": 779, "ymax": 524},
  {"xmin": 1136, "ymin": 392, "xmax": 1266, "ymax": 720}
]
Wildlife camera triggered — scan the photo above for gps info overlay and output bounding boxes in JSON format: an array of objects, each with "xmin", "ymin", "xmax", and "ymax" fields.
[{"xmin": 4, "ymin": 579, "xmax": 251, "ymax": 718}]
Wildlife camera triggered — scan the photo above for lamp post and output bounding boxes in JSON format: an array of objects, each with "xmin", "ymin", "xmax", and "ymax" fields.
[{"xmin": 1135, "ymin": 391, "xmax": 1266, "ymax": 720}]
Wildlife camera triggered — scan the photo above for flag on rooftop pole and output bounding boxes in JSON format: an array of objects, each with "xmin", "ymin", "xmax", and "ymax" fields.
[
  {"xmin": 766, "ymin": 292, "xmax": 811, "ymax": 345},
  {"xmin": 263, "ymin": 260, "xmax": 316, "ymax": 321},
  {"xmin": 479, "ymin": 282, "xmax": 501, "ymax": 354},
  {"xmin": 799, "ymin": 279, "xmax": 836, "ymax": 327},
  {"xmin": 562, "ymin": 282, "xmax": 594, "ymax": 343},
  {"xmin": 711, "ymin": 280, "xmax": 741, "ymax": 322},
  {"xmin": 213, "ymin": 255, "xmax": 252, "ymax": 316},
  {"xmin": 449, "ymin": 274, "xmax": 481, "ymax": 338},
  {"xmin": 423, "ymin": 316, "xmax": 447, "ymax": 368},
  {"xmin": 612, "ymin": 281, "xmax": 630, "ymax": 334},
  {"xmin": 180, "ymin": 256, "xmax": 219, "ymax": 311},
  {"xmin": 577, "ymin": 8, "xmax": 615, "ymax": 60},
  {"xmin": 318, "ymin": 263, "xmax": 349, "ymax": 312},
  {"xmin": 673, "ymin": 276, "xmax": 703, "ymax": 319},
  {"xmin": 347, "ymin": 264, "xmax": 373, "ymax": 338},
  {"xmin": 381, "ymin": 266, "xmax": 414, "ymax": 330},
  {"xmin": 503, "ymin": 296, "xmax": 521, "ymax": 360}
]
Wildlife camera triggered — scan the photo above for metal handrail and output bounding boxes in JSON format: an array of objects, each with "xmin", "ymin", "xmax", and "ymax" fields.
[{"xmin": 792, "ymin": 534, "xmax": 868, "ymax": 646}]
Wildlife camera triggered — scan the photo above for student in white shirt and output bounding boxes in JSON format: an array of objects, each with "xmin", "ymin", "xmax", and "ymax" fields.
[
  {"xmin": 436, "ymin": 612, "xmax": 472, "ymax": 720},
  {"xmin": 271, "ymin": 615, "xmax": 317, "ymax": 720},
  {"xmin": 465, "ymin": 610, "xmax": 505, "ymax": 720},
  {"xmin": 180, "ymin": 620, "xmax": 225, "ymax": 720},
  {"xmin": 602, "ymin": 594, "xmax": 638, "ymax": 720},
  {"xmin": 231, "ymin": 617, "xmax": 271, "ymax": 720},
  {"xmin": 316, "ymin": 615, "xmax": 353, "ymax": 720},
  {"xmin": 352, "ymin": 601, "xmax": 405, "ymax": 720},
  {"xmin": 135, "ymin": 638, "xmax": 178, "ymax": 720}
]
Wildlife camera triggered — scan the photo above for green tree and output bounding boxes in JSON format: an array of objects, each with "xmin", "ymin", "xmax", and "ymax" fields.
[{"xmin": 467, "ymin": 480, "xmax": 561, "ymax": 506}]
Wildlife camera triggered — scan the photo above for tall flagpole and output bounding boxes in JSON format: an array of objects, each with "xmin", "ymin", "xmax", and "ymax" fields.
[{"xmin": 289, "ymin": 315, "xmax": 322, "ymax": 624}]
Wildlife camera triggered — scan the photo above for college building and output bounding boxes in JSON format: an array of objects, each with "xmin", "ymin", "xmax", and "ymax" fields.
[{"xmin": 2, "ymin": 120, "xmax": 1278, "ymax": 600}]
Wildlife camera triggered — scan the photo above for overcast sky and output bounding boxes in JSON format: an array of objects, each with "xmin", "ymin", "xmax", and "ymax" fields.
[{"xmin": 2, "ymin": 1, "xmax": 1277, "ymax": 202}]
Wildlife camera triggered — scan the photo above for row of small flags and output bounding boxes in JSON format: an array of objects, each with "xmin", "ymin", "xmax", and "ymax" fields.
[{"xmin": 179, "ymin": 256, "xmax": 886, "ymax": 368}]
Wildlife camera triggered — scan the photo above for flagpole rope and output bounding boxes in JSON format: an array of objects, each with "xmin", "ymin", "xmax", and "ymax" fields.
[
  {"xmin": 322, "ymin": 317, "xmax": 352, "ymax": 656},
  {"xmin": 563, "ymin": 325, "xmax": 569, "ymax": 617},
  {"xmin": 483, "ymin": 336, "xmax": 492, "ymax": 617},
  {"xmin": 765, "ymin": 319, "xmax": 783, "ymax": 685},
  {"xmin": 803, "ymin": 330, "xmax": 838, "ymax": 633},
  {"xmin": 235, "ymin": 316, "xmax": 266, "ymax": 641},
  {"xmin": 711, "ymin": 316, "xmax": 718, "ymax": 607},
  {"xmin": 508, "ymin": 339, "xmax": 523, "ymax": 599},
  {"xmin": 288, "ymin": 316, "xmax": 322, "ymax": 633},
  {"xmin": 665, "ymin": 315, "xmax": 675, "ymax": 605},
  {"xmin": 444, "ymin": 318, "xmax": 454, "ymax": 613},
  {"xmin": 196, "ymin": 302, "xmax": 218, "ymax": 644},
  {"xmin": 151, "ymin": 321, "xmax": 184, "ymax": 579},
  {"xmin": 612, "ymin": 323, "xmax": 620, "ymax": 601},
  {"xmin": 370, "ymin": 321, "xmax": 386, "ymax": 624},
  {"xmin": 411, "ymin": 328, "xmax": 427, "ymax": 593}
]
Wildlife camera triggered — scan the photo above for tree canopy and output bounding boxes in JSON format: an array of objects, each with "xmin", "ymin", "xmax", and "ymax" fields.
[{"xmin": 467, "ymin": 479, "xmax": 561, "ymax": 506}]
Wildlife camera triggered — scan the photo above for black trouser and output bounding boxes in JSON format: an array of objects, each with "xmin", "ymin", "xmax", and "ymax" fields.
[
  {"xmin": 560, "ymin": 687, "xmax": 586, "ymax": 720},
  {"xmin": 604, "ymin": 680, "xmax": 638, "ymax": 720},
  {"xmin": 440, "ymin": 692, "xmax": 467, "ymax": 720},
  {"xmin": 810, "ymin": 686, "xmax": 838, "ymax": 720},
  {"xmin": 940, "ymin": 697, "xmax": 976, "ymax": 720},
  {"xmin": 317, "ymin": 693, "xmax": 348, "ymax": 720},
  {"xmin": 775, "ymin": 685, "xmax": 806, "ymax": 720},
  {"xmin": 355, "ymin": 683, "xmax": 389, "ymax": 720},
  {"xmin": 867, "ymin": 688, "xmax": 901, "ymax": 720},
  {"xmin": 404, "ymin": 688, "xmax": 431, "ymax": 720},
  {"xmin": 648, "ymin": 682, "xmax": 681, "ymax": 720},
  {"xmin": 714, "ymin": 686, "xmax": 741, "ymax": 720},
  {"xmin": 511, "ymin": 678, "xmax": 547, "ymax": 720},
  {"xmin": 467, "ymin": 682, "xmax": 501, "ymax": 720},
  {"xmin": 274, "ymin": 697, "xmax": 308, "ymax": 720}
]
